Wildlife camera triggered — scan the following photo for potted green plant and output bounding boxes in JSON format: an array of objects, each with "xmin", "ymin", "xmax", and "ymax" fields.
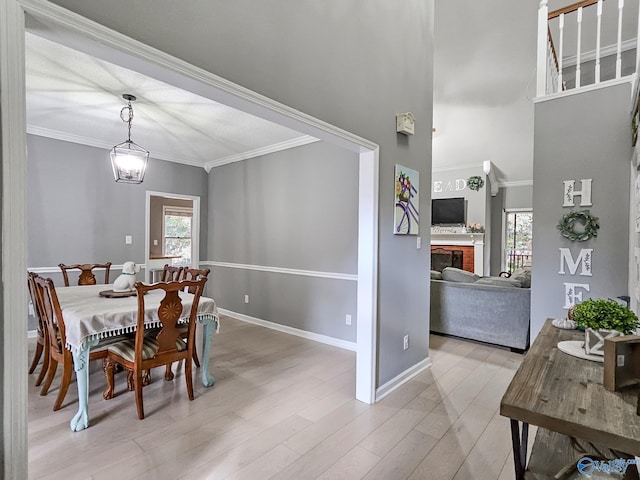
[{"xmin": 571, "ymin": 298, "xmax": 639, "ymax": 355}]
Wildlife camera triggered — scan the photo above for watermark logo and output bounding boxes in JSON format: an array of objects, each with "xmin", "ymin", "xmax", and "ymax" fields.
[{"xmin": 577, "ymin": 456, "xmax": 637, "ymax": 475}]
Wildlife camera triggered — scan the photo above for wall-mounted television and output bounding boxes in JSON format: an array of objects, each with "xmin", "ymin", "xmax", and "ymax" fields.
[{"xmin": 432, "ymin": 197, "xmax": 465, "ymax": 225}]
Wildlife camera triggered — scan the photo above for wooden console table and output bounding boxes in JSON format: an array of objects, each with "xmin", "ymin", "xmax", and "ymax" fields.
[{"xmin": 500, "ymin": 319, "xmax": 640, "ymax": 479}]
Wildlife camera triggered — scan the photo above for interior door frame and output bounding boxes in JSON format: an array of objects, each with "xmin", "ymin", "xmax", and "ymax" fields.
[
  {"xmin": 145, "ymin": 191, "xmax": 201, "ymax": 282},
  {"xmin": 1, "ymin": 2, "xmax": 379, "ymax": 477}
]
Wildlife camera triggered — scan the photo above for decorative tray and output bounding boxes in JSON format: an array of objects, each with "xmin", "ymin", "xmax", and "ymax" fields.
[{"xmin": 99, "ymin": 289, "xmax": 137, "ymax": 298}]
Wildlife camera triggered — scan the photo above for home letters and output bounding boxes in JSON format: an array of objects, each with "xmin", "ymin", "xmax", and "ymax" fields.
[{"xmin": 559, "ymin": 178, "xmax": 595, "ymax": 308}]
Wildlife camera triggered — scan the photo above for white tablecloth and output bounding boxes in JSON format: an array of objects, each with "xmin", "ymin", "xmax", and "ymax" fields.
[{"xmin": 55, "ymin": 284, "xmax": 219, "ymax": 352}]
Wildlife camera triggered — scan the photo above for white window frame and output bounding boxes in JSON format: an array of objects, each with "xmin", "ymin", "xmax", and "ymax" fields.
[
  {"xmin": 503, "ymin": 208, "xmax": 533, "ymax": 272},
  {"xmin": 162, "ymin": 205, "xmax": 193, "ymax": 263}
]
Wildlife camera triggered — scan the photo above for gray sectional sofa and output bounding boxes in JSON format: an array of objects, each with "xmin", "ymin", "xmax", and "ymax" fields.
[{"xmin": 429, "ymin": 267, "xmax": 531, "ymax": 352}]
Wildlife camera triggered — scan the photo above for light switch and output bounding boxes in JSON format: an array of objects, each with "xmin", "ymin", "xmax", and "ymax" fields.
[
  {"xmin": 125, "ymin": 235, "xmax": 132, "ymax": 244},
  {"xmin": 417, "ymin": 237, "xmax": 422, "ymax": 249}
]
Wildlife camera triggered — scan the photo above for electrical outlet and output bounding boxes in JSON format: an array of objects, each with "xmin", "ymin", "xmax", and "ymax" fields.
[
  {"xmin": 153, "ymin": 239, "xmax": 158, "ymax": 246},
  {"xmin": 345, "ymin": 314, "xmax": 352, "ymax": 326},
  {"xmin": 617, "ymin": 354, "xmax": 625, "ymax": 367},
  {"xmin": 244, "ymin": 294, "xmax": 249, "ymax": 304},
  {"xmin": 28, "ymin": 301, "xmax": 34, "ymax": 316},
  {"xmin": 403, "ymin": 334, "xmax": 409, "ymax": 351},
  {"xmin": 416, "ymin": 237, "xmax": 422, "ymax": 249},
  {"xmin": 125, "ymin": 235, "xmax": 132, "ymax": 244}
]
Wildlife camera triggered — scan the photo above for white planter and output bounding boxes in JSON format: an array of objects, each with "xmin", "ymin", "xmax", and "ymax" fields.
[{"xmin": 584, "ymin": 328, "xmax": 623, "ymax": 356}]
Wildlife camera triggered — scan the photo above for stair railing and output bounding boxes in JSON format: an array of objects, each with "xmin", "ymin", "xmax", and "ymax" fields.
[{"xmin": 537, "ymin": 0, "xmax": 639, "ymax": 96}]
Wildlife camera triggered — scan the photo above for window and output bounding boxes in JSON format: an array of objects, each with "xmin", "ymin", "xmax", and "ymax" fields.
[
  {"xmin": 504, "ymin": 210, "xmax": 533, "ymax": 273},
  {"xmin": 163, "ymin": 206, "xmax": 192, "ymax": 266}
]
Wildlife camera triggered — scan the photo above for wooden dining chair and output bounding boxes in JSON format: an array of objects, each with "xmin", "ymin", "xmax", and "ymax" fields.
[
  {"xmin": 167, "ymin": 268, "xmax": 210, "ymax": 373},
  {"xmin": 27, "ymin": 272, "xmax": 50, "ymax": 387},
  {"xmin": 59, "ymin": 262, "xmax": 112, "ymax": 286},
  {"xmin": 32, "ymin": 273, "xmax": 127, "ymax": 410},
  {"xmin": 103, "ymin": 278, "xmax": 207, "ymax": 419},
  {"xmin": 159, "ymin": 264, "xmax": 184, "ymax": 282}
]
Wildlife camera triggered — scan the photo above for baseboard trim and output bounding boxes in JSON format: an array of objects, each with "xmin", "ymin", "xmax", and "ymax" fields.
[
  {"xmin": 219, "ymin": 308, "xmax": 357, "ymax": 352},
  {"xmin": 375, "ymin": 357, "xmax": 432, "ymax": 402}
]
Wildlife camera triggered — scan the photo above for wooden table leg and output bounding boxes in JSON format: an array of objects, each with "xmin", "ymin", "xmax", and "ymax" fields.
[{"xmin": 510, "ymin": 419, "xmax": 529, "ymax": 480}]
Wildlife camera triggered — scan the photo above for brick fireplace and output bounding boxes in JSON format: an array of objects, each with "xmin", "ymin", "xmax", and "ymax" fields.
[{"xmin": 430, "ymin": 231, "xmax": 485, "ymax": 276}]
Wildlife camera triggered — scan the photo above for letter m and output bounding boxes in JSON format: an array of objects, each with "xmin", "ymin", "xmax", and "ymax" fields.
[{"xmin": 559, "ymin": 248, "xmax": 593, "ymax": 276}]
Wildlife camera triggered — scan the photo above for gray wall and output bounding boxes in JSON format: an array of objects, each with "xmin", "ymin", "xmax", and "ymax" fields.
[
  {"xmin": 209, "ymin": 141, "xmax": 358, "ymax": 342},
  {"xmin": 49, "ymin": 0, "xmax": 435, "ymax": 386},
  {"xmin": 490, "ymin": 185, "xmax": 533, "ymax": 275},
  {"xmin": 531, "ymin": 83, "xmax": 632, "ymax": 339},
  {"xmin": 431, "ymin": 165, "xmax": 488, "ymax": 226},
  {"xmin": 28, "ymin": 135, "xmax": 208, "ymax": 270},
  {"xmin": 432, "ymin": 0, "xmax": 537, "ymax": 183},
  {"xmin": 27, "ymin": 135, "xmax": 209, "ymax": 328}
]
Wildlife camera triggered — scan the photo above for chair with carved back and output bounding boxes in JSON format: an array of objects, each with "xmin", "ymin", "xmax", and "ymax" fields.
[
  {"xmin": 103, "ymin": 278, "xmax": 207, "ymax": 419},
  {"xmin": 27, "ymin": 272, "xmax": 49, "ymax": 387},
  {"xmin": 32, "ymin": 273, "xmax": 128, "ymax": 410},
  {"xmin": 58, "ymin": 262, "xmax": 112, "ymax": 286},
  {"xmin": 160, "ymin": 264, "xmax": 184, "ymax": 282},
  {"xmin": 166, "ymin": 268, "xmax": 210, "ymax": 374}
]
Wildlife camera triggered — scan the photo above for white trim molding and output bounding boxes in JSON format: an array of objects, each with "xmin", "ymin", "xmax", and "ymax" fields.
[
  {"xmin": 204, "ymin": 135, "xmax": 320, "ymax": 172},
  {"xmin": 432, "ymin": 161, "xmax": 485, "ymax": 173},
  {"xmin": 1, "ymin": 0, "xmax": 28, "ymax": 477},
  {"xmin": 498, "ymin": 180, "xmax": 534, "ymax": 188},
  {"xmin": 376, "ymin": 357, "xmax": 432, "ymax": 401},
  {"xmin": 27, "ymin": 264, "xmax": 147, "ymax": 274},
  {"xmin": 219, "ymin": 309, "xmax": 357, "ymax": 351},
  {"xmin": 202, "ymin": 261, "xmax": 358, "ymax": 282},
  {"xmin": 562, "ymin": 38, "xmax": 637, "ymax": 68},
  {"xmin": 534, "ymin": 75, "xmax": 634, "ymax": 103},
  {"xmin": 26, "ymin": 124, "xmax": 206, "ymax": 169}
]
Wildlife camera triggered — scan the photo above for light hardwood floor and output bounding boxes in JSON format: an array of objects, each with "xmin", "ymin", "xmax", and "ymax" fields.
[{"xmin": 28, "ymin": 315, "xmax": 529, "ymax": 480}]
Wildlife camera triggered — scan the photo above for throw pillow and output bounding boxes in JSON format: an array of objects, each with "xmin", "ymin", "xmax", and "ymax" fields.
[
  {"xmin": 430, "ymin": 270, "xmax": 443, "ymax": 280},
  {"xmin": 441, "ymin": 267, "xmax": 479, "ymax": 284},
  {"xmin": 510, "ymin": 268, "xmax": 531, "ymax": 288},
  {"xmin": 475, "ymin": 276, "xmax": 523, "ymax": 288}
]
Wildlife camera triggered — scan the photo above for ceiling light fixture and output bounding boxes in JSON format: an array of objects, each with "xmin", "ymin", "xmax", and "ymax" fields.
[{"xmin": 110, "ymin": 94, "xmax": 149, "ymax": 184}]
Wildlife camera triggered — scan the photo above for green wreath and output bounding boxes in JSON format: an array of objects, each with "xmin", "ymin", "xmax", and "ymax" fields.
[{"xmin": 557, "ymin": 210, "xmax": 600, "ymax": 242}]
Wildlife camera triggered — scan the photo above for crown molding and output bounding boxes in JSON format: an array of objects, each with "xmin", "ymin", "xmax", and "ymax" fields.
[
  {"xmin": 432, "ymin": 162, "xmax": 485, "ymax": 173},
  {"xmin": 498, "ymin": 180, "xmax": 534, "ymax": 188},
  {"xmin": 27, "ymin": 124, "xmax": 206, "ymax": 169},
  {"xmin": 562, "ymin": 39, "xmax": 636, "ymax": 67},
  {"xmin": 204, "ymin": 135, "xmax": 320, "ymax": 172}
]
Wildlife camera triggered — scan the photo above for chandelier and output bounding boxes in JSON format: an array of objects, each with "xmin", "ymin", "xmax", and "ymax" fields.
[{"xmin": 110, "ymin": 94, "xmax": 149, "ymax": 183}]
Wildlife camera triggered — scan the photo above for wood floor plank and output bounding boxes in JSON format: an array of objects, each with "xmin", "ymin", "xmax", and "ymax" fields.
[{"xmin": 27, "ymin": 318, "xmax": 525, "ymax": 480}]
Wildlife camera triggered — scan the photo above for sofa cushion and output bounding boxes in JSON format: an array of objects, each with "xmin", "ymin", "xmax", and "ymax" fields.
[
  {"xmin": 475, "ymin": 276, "xmax": 523, "ymax": 288},
  {"xmin": 430, "ymin": 270, "xmax": 443, "ymax": 280},
  {"xmin": 441, "ymin": 267, "xmax": 479, "ymax": 284},
  {"xmin": 510, "ymin": 268, "xmax": 531, "ymax": 288}
]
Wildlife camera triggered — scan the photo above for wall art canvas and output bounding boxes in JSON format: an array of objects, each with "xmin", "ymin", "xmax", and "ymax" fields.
[{"xmin": 394, "ymin": 165, "xmax": 419, "ymax": 235}]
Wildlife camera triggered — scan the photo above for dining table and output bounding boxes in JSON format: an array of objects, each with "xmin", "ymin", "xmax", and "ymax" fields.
[{"xmin": 55, "ymin": 283, "xmax": 219, "ymax": 432}]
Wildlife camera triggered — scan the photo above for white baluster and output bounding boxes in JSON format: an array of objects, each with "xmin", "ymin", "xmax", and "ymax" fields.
[
  {"xmin": 616, "ymin": 0, "xmax": 624, "ymax": 79},
  {"xmin": 576, "ymin": 7, "xmax": 583, "ymax": 88},
  {"xmin": 636, "ymin": 0, "xmax": 640, "ymax": 75},
  {"xmin": 595, "ymin": 0, "xmax": 602, "ymax": 83},
  {"xmin": 537, "ymin": 0, "xmax": 550, "ymax": 96},
  {"xmin": 559, "ymin": 13, "xmax": 564, "ymax": 90}
]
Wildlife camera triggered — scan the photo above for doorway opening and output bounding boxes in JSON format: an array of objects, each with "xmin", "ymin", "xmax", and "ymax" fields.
[{"xmin": 145, "ymin": 191, "xmax": 200, "ymax": 283}]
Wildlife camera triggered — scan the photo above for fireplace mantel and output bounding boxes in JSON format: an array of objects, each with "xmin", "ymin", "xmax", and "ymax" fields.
[{"xmin": 431, "ymin": 233, "xmax": 485, "ymax": 276}]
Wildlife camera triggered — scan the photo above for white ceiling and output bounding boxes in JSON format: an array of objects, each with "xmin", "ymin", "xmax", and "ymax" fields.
[{"xmin": 25, "ymin": 32, "xmax": 317, "ymax": 171}]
